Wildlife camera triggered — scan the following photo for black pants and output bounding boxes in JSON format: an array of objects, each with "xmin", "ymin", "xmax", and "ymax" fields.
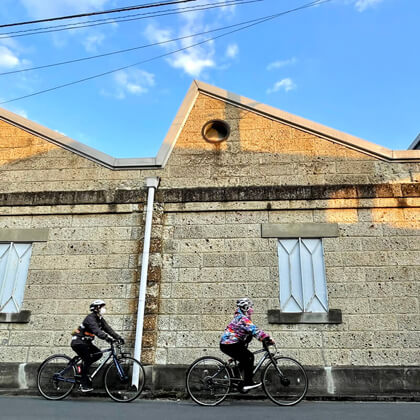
[
  {"xmin": 71, "ymin": 340, "xmax": 102, "ymax": 386},
  {"xmin": 220, "ymin": 342, "xmax": 254, "ymax": 385}
]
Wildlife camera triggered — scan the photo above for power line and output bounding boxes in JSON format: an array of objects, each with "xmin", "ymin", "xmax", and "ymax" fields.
[
  {"xmin": 0, "ymin": 0, "xmax": 259, "ymax": 39},
  {"xmin": 0, "ymin": 0, "xmax": 198, "ymax": 29},
  {"xmin": 0, "ymin": 1, "xmax": 263, "ymax": 76},
  {"xmin": 0, "ymin": 0, "xmax": 331, "ymax": 105}
]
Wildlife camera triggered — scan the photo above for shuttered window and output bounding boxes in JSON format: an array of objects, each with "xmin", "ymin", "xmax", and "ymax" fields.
[
  {"xmin": 277, "ymin": 238, "xmax": 328, "ymax": 313},
  {"xmin": 0, "ymin": 243, "xmax": 33, "ymax": 313}
]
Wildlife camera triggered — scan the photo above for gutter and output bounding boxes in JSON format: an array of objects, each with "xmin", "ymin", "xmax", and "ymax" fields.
[{"xmin": 132, "ymin": 176, "xmax": 160, "ymax": 387}]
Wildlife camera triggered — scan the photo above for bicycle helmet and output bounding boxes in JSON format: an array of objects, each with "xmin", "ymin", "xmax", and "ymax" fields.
[
  {"xmin": 236, "ymin": 297, "xmax": 254, "ymax": 312},
  {"xmin": 89, "ymin": 299, "xmax": 106, "ymax": 312}
]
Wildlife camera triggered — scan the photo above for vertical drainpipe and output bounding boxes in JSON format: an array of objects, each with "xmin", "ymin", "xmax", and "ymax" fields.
[{"xmin": 132, "ymin": 176, "xmax": 160, "ymax": 387}]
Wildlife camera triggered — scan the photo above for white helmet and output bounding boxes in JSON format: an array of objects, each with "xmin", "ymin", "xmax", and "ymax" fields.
[
  {"xmin": 236, "ymin": 297, "xmax": 253, "ymax": 312},
  {"xmin": 89, "ymin": 299, "xmax": 105, "ymax": 312}
]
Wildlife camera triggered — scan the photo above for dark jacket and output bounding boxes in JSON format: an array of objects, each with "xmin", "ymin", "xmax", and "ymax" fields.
[{"xmin": 73, "ymin": 313, "xmax": 121, "ymax": 342}]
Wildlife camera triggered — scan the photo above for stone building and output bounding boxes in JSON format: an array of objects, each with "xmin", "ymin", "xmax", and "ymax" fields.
[{"xmin": 0, "ymin": 81, "xmax": 419, "ymax": 397}]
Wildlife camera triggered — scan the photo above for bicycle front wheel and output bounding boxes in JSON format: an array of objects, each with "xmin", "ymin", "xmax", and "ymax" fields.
[
  {"xmin": 37, "ymin": 354, "xmax": 76, "ymax": 400},
  {"xmin": 262, "ymin": 356, "xmax": 308, "ymax": 406},
  {"xmin": 186, "ymin": 356, "xmax": 231, "ymax": 406},
  {"xmin": 104, "ymin": 357, "xmax": 145, "ymax": 402}
]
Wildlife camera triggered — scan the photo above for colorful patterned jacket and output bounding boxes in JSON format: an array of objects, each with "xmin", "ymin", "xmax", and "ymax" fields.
[{"xmin": 220, "ymin": 309, "xmax": 269, "ymax": 345}]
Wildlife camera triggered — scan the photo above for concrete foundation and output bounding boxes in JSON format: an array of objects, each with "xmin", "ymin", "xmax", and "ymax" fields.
[{"xmin": 1, "ymin": 363, "xmax": 419, "ymax": 400}]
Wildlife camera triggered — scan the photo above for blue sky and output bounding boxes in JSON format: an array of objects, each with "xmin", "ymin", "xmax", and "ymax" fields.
[{"xmin": 0, "ymin": 0, "xmax": 418, "ymax": 158}]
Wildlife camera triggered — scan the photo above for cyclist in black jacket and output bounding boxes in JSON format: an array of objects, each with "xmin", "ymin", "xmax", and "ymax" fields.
[{"xmin": 71, "ymin": 299, "xmax": 124, "ymax": 392}]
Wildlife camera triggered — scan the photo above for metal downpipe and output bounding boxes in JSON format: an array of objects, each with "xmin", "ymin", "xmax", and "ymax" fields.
[{"xmin": 132, "ymin": 176, "xmax": 160, "ymax": 387}]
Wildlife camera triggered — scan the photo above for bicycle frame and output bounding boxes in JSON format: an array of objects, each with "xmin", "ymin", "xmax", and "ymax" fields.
[
  {"xmin": 251, "ymin": 347, "xmax": 274, "ymax": 376},
  {"xmin": 56, "ymin": 344, "xmax": 125, "ymax": 385},
  {"xmin": 226, "ymin": 344, "xmax": 282, "ymax": 383}
]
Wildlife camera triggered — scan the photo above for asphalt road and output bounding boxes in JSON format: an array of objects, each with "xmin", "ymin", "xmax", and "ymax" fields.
[{"xmin": 0, "ymin": 396, "xmax": 419, "ymax": 420}]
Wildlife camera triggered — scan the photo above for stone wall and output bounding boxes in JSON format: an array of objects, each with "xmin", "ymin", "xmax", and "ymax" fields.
[
  {"xmin": 156, "ymin": 189, "xmax": 419, "ymax": 367},
  {"xmin": 0, "ymin": 120, "xmax": 152, "ymax": 193},
  {"xmin": 0, "ymin": 90, "xmax": 419, "ymax": 379},
  {"xmin": 162, "ymin": 94, "xmax": 420, "ymax": 188},
  {"xmin": 0, "ymin": 201, "xmax": 147, "ymax": 363}
]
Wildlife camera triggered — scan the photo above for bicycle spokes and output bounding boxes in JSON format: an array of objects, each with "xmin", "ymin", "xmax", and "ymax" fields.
[
  {"xmin": 104, "ymin": 357, "xmax": 145, "ymax": 402},
  {"xmin": 186, "ymin": 357, "xmax": 231, "ymax": 406},
  {"xmin": 37, "ymin": 355, "xmax": 76, "ymax": 400},
  {"xmin": 262, "ymin": 357, "xmax": 308, "ymax": 406}
]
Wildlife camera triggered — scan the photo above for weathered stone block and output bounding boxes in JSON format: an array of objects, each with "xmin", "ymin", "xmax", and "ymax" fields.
[
  {"xmin": 369, "ymin": 298, "xmax": 418, "ymax": 314},
  {"xmin": 172, "ymin": 253, "xmax": 202, "ymax": 268},
  {"xmin": 348, "ymin": 314, "xmax": 399, "ymax": 331},
  {"xmin": 246, "ymin": 252, "xmax": 277, "ymax": 267},
  {"xmin": 203, "ymin": 252, "xmax": 247, "ymax": 267}
]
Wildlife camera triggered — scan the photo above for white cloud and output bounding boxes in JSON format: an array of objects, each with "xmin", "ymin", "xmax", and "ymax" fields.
[
  {"xmin": 267, "ymin": 57, "xmax": 297, "ymax": 71},
  {"xmin": 143, "ymin": 2, "xmax": 242, "ymax": 78},
  {"xmin": 144, "ymin": 24, "xmax": 173, "ymax": 45},
  {"xmin": 170, "ymin": 53, "xmax": 214, "ymax": 77},
  {"xmin": 54, "ymin": 129, "xmax": 67, "ymax": 137},
  {"xmin": 225, "ymin": 43, "xmax": 239, "ymax": 59},
  {"xmin": 0, "ymin": 45, "xmax": 20, "ymax": 69},
  {"xmin": 19, "ymin": 0, "xmax": 110, "ymax": 18},
  {"xmin": 82, "ymin": 33, "xmax": 105, "ymax": 53},
  {"xmin": 267, "ymin": 78, "xmax": 296, "ymax": 94},
  {"xmin": 19, "ymin": 0, "xmax": 112, "ymax": 50},
  {"xmin": 145, "ymin": 19, "xmax": 215, "ymax": 78},
  {"xmin": 12, "ymin": 108, "xmax": 28, "ymax": 119},
  {"xmin": 112, "ymin": 69, "xmax": 155, "ymax": 99},
  {"xmin": 354, "ymin": 0, "xmax": 384, "ymax": 12},
  {"xmin": 219, "ymin": 1, "xmax": 237, "ymax": 15}
]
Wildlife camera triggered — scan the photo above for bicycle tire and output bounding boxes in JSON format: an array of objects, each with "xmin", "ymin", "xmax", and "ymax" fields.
[
  {"xmin": 37, "ymin": 354, "xmax": 76, "ymax": 400},
  {"xmin": 104, "ymin": 356, "xmax": 145, "ymax": 402},
  {"xmin": 262, "ymin": 356, "xmax": 308, "ymax": 406},
  {"xmin": 186, "ymin": 356, "xmax": 231, "ymax": 406}
]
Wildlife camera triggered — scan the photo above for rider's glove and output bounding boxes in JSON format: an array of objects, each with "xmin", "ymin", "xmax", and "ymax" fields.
[
  {"xmin": 263, "ymin": 337, "xmax": 275, "ymax": 346},
  {"xmin": 117, "ymin": 337, "xmax": 125, "ymax": 345}
]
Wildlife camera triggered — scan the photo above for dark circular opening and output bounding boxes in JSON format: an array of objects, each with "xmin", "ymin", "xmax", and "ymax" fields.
[{"xmin": 202, "ymin": 120, "xmax": 230, "ymax": 143}]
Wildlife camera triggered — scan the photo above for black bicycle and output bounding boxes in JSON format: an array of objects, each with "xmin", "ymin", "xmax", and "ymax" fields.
[
  {"xmin": 37, "ymin": 341, "xmax": 145, "ymax": 402},
  {"xmin": 186, "ymin": 342, "xmax": 308, "ymax": 406}
]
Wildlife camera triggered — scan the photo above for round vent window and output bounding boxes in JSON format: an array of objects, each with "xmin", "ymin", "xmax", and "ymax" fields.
[{"xmin": 202, "ymin": 119, "xmax": 230, "ymax": 143}]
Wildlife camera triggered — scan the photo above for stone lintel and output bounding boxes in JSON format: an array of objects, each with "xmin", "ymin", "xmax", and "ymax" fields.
[
  {"xmin": 0, "ymin": 184, "xmax": 418, "ymax": 207},
  {"xmin": 158, "ymin": 183, "xmax": 419, "ymax": 203},
  {"xmin": 0, "ymin": 229, "xmax": 49, "ymax": 242},
  {"xmin": 0, "ymin": 310, "xmax": 31, "ymax": 323},
  {"xmin": 267, "ymin": 309, "xmax": 342, "ymax": 324},
  {"xmin": 261, "ymin": 223, "xmax": 339, "ymax": 238},
  {"xmin": 0, "ymin": 189, "xmax": 145, "ymax": 207}
]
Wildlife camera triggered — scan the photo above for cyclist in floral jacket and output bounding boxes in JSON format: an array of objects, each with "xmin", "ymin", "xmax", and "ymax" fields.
[{"xmin": 220, "ymin": 298, "xmax": 274, "ymax": 391}]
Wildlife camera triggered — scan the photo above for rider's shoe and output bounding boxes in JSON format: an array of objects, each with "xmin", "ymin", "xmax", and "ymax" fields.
[
  {"xmin": 80, "ymin": 378, "xmax": 93, "ymax": 393},
  {"xmin": 242, "ymin": 381, "xmax": 262, "ymax": 391}
]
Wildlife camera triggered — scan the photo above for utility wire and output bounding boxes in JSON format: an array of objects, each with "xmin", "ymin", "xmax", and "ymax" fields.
[
  {"xmin": 0, "ymin": 0, "xmax": 331, "ymax": 105},
  {"xmin": 0, "ymin": 0, "xmax": 199, "ymax": 29},
  {"xmin": 0, "ymin": 0, "xmax": 260, "ymax": 39},
  {"xmin": 0, "ymin": 1, "xmax": 263, "ymax": 76}
]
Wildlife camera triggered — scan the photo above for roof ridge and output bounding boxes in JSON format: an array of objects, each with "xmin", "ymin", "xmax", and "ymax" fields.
[{"xmin": 1, "ymin": 80, "xmax": 419, "ymax": 168}]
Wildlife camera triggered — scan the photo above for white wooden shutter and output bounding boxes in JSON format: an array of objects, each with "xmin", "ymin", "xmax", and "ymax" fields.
[
  {"xmin": 278, "ymin": 238, "xmax": 328, "ymax": 313},
  {"xmin": 0, "ymin": 243, "xmax": 33, "ymax": 313}
]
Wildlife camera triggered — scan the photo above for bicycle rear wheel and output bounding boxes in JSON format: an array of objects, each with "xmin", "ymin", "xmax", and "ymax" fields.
[
  {"xmin": 37, "ymin": 354, "xmax": 76, "ymax": 400},
  {"xmin": 186, "ymin": 356, "xmax": 231, "ymax": 406},
  {"xmin": 262, "ymin": 356, "xmax": 308, "ymax": 406},
  {"xmin": 104, "ymin": 357, "xmax": 145, "ymax": 402}
]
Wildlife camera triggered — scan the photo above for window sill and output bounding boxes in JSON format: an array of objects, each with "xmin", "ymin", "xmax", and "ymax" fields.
[
  {"xmin": 268, "ymin": 309, "xmax": 342, "ymax": 324},
  {"xmin": 0, "ymin": 310, "xmax": 31, "ymax": 323}
]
